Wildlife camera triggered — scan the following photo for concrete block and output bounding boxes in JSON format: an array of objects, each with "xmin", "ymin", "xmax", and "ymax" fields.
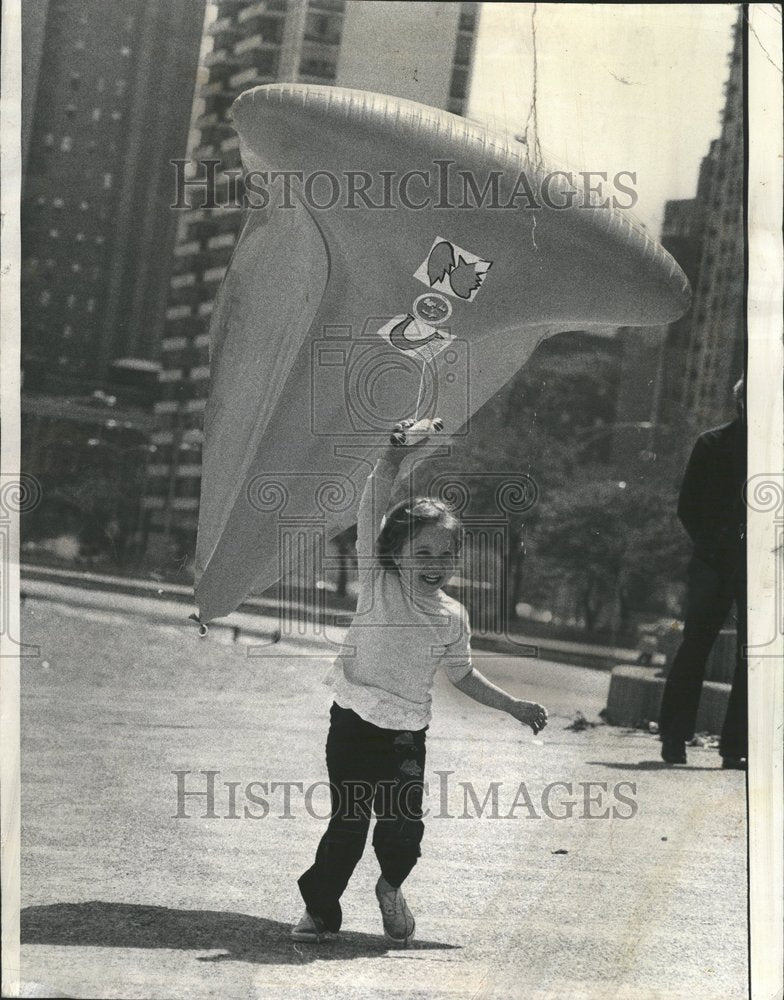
[{"xmin": 605, "ymin": 664, "xmax": 730, "ymax": 733}]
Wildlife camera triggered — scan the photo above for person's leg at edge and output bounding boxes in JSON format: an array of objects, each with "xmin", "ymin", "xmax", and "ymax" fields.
[
  {"xmin": 720, "ymin": 565, "xmax": 748, "ymax": 766},
  {"xmin": 659, "ymin": 556, "xmax": 734, "ymax": 760}
]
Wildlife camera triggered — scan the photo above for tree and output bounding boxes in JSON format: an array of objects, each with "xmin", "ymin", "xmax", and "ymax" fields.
[{"xmin": 530, "ymin": 478, "xmax": 688, "ymax": 640}]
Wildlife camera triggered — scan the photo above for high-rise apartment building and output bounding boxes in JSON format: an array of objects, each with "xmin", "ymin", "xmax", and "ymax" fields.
[
  {"xmin": 145, "ymin": 0, "xmax": 480, "ymax": 550},
  {"xmin": 21, "ymin": 0, "xmax": 207, "ymax": 394},
  {"xmin": 612, "ymin": 13, "xmax": 744, "ymax": 478},
  {"xmin": 680, "ymin": 14, "xmax": 744, "ymax": 428}
]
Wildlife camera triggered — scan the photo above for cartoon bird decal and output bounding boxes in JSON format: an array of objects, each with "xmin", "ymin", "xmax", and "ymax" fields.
[
  {"xmin": 427, "ymin": 240, "xmax": 456, "ymax": 285},
  {"xmin": 449, "ymin": 256, "xmax": 486, "ymax": 299},
  {"xmin": 425, "ymin": 239, "xmax": 492, "ymax": 299}
]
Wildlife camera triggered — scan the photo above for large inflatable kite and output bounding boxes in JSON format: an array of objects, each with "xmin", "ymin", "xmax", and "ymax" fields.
[{"xmin": 194, "ymin": 84, "xmax": 690, "ymax": 623}]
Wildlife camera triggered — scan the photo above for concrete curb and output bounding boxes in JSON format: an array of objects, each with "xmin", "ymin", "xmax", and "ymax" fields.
[
  {"xmin": 604, "ymin": 664, "xmax": 730, "ymax": 732},
  {"xmin": 21, "ymin": 568, "xmax": 642, "ymax": 669}
]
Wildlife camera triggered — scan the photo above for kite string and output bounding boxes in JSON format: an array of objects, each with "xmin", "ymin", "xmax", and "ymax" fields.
[{"xmin": 412, "ymin": 354, "xmax": 427, "ymax": 422}]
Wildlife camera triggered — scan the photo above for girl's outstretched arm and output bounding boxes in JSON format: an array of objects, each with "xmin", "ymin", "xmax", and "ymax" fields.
[{"xmin": 452, "ymin": 669, "xmax": 549, "ymax": 735}]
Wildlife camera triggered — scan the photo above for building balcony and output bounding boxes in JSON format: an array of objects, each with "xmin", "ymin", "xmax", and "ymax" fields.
[
  {"xmin": 190, "ymin": 142, "xmax": 218, "ymax": 161},
  {"xmin": 204, "ymin": 49, "xmax": 237, "ymax": 70},
  {"xmin": 194, "ymin": 112, "xmax": 233, "ymax": 135},
  {"xmin": 164, "ymin": 307, "xmax": 192, "ymax": 324},
  {"xmin": 238, "ymin": 2, "xmax": 287, "ymax": 25},
  {"xmin": 207, "ymin": 232, "xmax": 236, "ymax": 251},
  {"xmin": 234, "ymin": 33, "xmax": 279, "ymax": 56},
  {"xmin": 201, "ymin": 80, "xmax": 234, "ymax": 98},
  {"xmin": 208, "ymin": 15, "xmax": 239, "ymax": 39},
  {"xmin": 170, "ymin": 273, "xmax": 197, "ymax": 290},
  {"xmin": 173, "ymin": 241, "xmax": 201, "ymax": 259},
  {"xmin": 171, "ymin": 497, "xmax": 200, "ymax": 512},
  {"xmin": 229, "ymin": 66, "xmax": 277, "ymax": 90},
  {"xmin": 175, "ymin": 463, "xmax": 203, "ymax": 478}
]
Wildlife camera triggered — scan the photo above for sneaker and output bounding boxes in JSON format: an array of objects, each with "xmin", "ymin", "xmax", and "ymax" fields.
[
  {"xmin": 721, "ymin": 756, "xmax": 747, "ymax": 771},
  {"xmin": 375, "ymin": 876, "xmax": 415, "ymax": 947},
  {"xmin": 660, "ymin": 738, "xmax": 687, "ymax": 764},
  {"xmin": 290, "ymin": 910, "xmax": 339, "ymax": 943}
]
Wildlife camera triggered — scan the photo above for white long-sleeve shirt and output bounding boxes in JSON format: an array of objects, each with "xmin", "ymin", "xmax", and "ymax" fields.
[{"xmin": 325, "ymin": 459, "xmax": 473, "ymax": 730}]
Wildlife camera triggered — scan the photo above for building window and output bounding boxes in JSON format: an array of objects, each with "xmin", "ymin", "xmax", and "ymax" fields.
[
  {"xmin": 67, "ymin": 294, "xmax": 77, "ymax": 307},
  {"xmin": 61, "ymin": 136, "xmax": 73, "ymax": 152},
  {"xmin": 69, "ymin": 74, "xmax": 81, "ymax": 91},
  {"xmin": 80, "ymin": 200, "xmax": 89, "ymax": 211},
  {"xmin": 48, "ymin": 229, "xmax": 60, "ymax": 239},
  {"xmin": 103, "ymin": 173, "xmax": 113, "ymax": 189},
  {"xmin": 43, "ymin": 133, "xmax": 54, "ymax": 147},
  {"xmin": 299, "ymin": 57, "xmax": 337, "ymax": 79},
  {"xmin": 75, "ymin": 232, "xmax": 86, "ymax": 242},
  {"xmin": 450, "ymin": 67, "xmax": 468, "ymax": 100},
  {"xmin": 53, "ymin": 196, "xmax": 65, "ymax": 208},
  {"xmin": 63, "ymin": 325, "xmax": 73, "ymax": 339},
  {"xmin": 121, "ymin": 46, "xmax": 131, "ymax": 57},
  {"xmin": 111, "ymin": 110, "xmax": 122, "ymax": 122},
  {"xmin": 39, "ymin": 290, "xmax": 51, "ymax": 306},
  {"xmin": 454, "ymin": 34, "xmax": 472, "ymax": 65},
  {"xmin": 92, "ymin": 108, "xmax": 102, "ymax": 122}
]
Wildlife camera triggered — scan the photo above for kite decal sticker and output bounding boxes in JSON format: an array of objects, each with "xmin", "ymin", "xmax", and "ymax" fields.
[
  {"xmin": 415, "ymin": 237, "xmax": 493, "ymax": 301},
  {"xmin": 375, "ymin": 313, "xmax": 456, "ymax": 363}
]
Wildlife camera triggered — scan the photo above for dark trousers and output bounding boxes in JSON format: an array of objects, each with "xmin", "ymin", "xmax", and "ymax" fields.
[
  {"xmin": 298, "ymin": 702, "xmax": 427, "ymax": 932},
  {"xmin": 659, "ymin": 555, "xmax": 748, "ymax": 758}
]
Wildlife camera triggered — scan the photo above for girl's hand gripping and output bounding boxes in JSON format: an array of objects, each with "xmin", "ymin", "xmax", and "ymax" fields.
[{"xmin": 510, "ymin": 700, "xmax": 549, "ymax": 736}]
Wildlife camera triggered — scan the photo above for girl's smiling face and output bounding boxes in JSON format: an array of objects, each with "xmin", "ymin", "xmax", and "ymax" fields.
[{"xmin": 392, "ymin": 523, "xmax": 459, "ymax": 595}]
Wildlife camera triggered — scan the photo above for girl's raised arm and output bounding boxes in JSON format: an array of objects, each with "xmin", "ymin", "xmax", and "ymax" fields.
[
  {"xmin": 355, "ymin": 419, "xmax": 443, "ymax": 579},
  {"xmin": 355, "ymin": 447, "xmax": 405, "ymax": 579}
]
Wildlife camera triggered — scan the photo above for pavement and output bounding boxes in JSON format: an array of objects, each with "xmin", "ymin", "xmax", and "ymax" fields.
[{"xmin": 16, "ymin": 595, "xmax": 748, "ymax": 999}]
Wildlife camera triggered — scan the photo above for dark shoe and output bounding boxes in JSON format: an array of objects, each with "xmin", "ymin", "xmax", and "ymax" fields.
[
  {"xmin": 661, "ymin": 738, "xmax": 687, "ymax": 764},
  {"xmin": 721, "ymin": 756, "xmax": 747, "ymax": 771}
]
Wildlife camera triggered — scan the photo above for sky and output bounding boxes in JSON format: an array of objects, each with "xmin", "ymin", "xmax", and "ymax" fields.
[{"xmin": 468, "ymin": 3, "xmax": 739, "ymax": 234}]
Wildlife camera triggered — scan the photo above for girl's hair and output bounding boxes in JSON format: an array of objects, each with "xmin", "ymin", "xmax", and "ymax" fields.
[{"xmin": 376, "ymin": 496, "xmax": 463, "ymax": 570}]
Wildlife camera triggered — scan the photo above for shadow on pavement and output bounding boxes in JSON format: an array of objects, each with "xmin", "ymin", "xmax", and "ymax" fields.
[
  {"xmin": 586, "ymin": 760, "xmax": 724, "ymax": 771},
  {"xmin": 21, "ymin": 902, "xmax": 459, "ymax": 964}
]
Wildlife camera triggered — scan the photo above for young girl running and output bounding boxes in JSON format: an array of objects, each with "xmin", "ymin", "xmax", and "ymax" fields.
[{"xmin": 292, "ymin": 418, "xmax": 548, "ymax": 946}]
